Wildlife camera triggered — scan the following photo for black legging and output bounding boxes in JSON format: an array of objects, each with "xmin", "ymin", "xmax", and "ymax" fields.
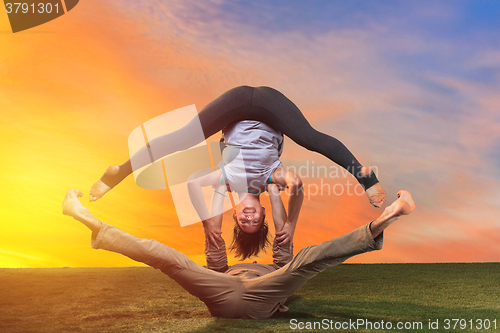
[{"xmin": 102, "ymin": 86, "xmax": 378, "ymax": 189}]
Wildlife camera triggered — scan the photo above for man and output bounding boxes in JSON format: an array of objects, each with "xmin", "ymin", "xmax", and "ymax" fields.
[{"xmin": 62, "ymin": 186, "xmax": 415, "ymax": 319}]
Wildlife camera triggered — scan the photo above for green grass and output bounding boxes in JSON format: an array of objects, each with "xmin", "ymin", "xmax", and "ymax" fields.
[{"xmin": 0, "ymin": 264, "xmax": 498, "ymax": 332}]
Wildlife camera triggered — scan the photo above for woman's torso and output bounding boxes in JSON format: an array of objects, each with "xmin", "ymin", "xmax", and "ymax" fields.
[{"xmin": 218, "ymin": 120, "xmax": 283, "ymax": 193}]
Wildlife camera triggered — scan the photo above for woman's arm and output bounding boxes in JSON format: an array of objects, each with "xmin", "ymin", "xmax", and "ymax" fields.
[
  {"xmin": 268, "ymin": 184, "xmax": 287, "ymax": 232},
  {"xmin": 267, "ymin": 175, "xmax": 302, "ymax": 253},
  {"xmin": 210, "ymin": 182, "xmax": 226, "ymax": 230},
  {"xmin": 270, "ymin": 167, "xmax": 304, "ymax": 226},
  {"xmin": 187, "ymin": 168, "xmax": 224, "ymax": 249}
]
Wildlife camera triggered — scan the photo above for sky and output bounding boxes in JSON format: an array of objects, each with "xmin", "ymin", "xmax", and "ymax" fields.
[{"xmin": 1, "ymin": 0, "xmax": 499, "ymax": 267}]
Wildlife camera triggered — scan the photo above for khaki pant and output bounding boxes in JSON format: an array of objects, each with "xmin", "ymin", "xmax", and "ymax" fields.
[{"xmin": 91, "ymin": 223, "xmax": 383, "ymax": 319}]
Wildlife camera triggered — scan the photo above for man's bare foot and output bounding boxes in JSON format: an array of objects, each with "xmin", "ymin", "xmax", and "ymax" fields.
[
  {"xmin": 63, "ymin": 189, "xmax": 101, "ymax": 233},
  {"xmin": 362, "ymin": 167, "xmax": 386, "ymax": 208},
  {"xmin": 382, "ymin": 190, "xmax": 416, "ymax": 219},
  {"xmin": 370, "ymin": 190, "xmax": 415, "ymax": 238},
  {"xmin": 89, "ymin": 165, "xmax": 120, "ymax": 202},
  {"xmin": 394, "ymin": 190, "xmax": 416, "ymax": 215},
  {"xmin": 62, "ymin": 189, "xmax": 84, "ymax": 217}
]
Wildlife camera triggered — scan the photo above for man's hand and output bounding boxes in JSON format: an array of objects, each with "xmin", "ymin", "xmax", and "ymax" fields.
[
  {"xmin": 203, "ymin": 218, "xmax": 223, "ymax": 250},
  {"xmin": 275, "ymin": 221, "xmax": 295, "ymax": 253}
]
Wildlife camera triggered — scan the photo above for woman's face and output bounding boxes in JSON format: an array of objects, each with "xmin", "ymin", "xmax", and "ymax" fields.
[{"xmin": 234, "ymin": 203, "xmax": 265, "ymax": 234}]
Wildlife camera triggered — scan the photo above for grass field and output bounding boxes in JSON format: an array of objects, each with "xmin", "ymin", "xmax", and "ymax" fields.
[{"xmin": 0, "ymin": 263, "xmax": 498, "ymax": 333}]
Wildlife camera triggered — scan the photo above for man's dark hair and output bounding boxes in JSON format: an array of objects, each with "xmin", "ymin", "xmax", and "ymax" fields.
[{"xmin": 229, "ymin": 214, "xmax": 271, "ymax": 261}]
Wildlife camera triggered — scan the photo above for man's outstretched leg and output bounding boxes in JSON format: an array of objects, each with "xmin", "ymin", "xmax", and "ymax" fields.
[
  {"xmin": 62, "ymin": 189, "xmax": 247, "ymax": 318},
  {"xmin": 241, "ymin": 191, "xmax": 416, "ymax": 318}
]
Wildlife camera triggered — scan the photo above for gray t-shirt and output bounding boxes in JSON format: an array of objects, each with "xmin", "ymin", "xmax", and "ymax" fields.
[{"xmin": 218, "ymin": 120, "xmax": 283, "ymax": 193}]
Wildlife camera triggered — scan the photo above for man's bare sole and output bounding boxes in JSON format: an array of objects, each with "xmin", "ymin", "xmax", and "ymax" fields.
[
  {"xmin": 89, "ymin": 165, "xmax": 120, "ymax": 202},
  {"xmin": 63, "ymin": 189, "xmax": 101, "ymax": 233},
  {"xmin": 370, "ymin": 190, "xmax": 415, "ymax": 238}
]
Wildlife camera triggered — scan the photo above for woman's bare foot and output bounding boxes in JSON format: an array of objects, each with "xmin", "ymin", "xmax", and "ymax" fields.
[
  {"xmin": 362, "ymin": 167, "xmax": 386, "ymax": 208},
  {"xmin": 370, "ymin": 190, "xmax": 415, "ymax": 238},
  {"xmin": 63, "ymin": 189, "xmax": 102, "ymax": 233},
  {"xmin": 89, "ymin": 165, "xmax": 120, "ymax": 202}
]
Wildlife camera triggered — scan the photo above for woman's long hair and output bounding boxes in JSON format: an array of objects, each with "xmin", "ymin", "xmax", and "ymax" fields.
[{"xmin": 229, "ymin": 214, "xmax": 271, "ymax": 261}]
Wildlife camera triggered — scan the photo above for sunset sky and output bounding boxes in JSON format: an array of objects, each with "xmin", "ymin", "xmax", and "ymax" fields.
[{"xmin": 1, "ymin": 0, "xmax": 499, "ymax": 268}]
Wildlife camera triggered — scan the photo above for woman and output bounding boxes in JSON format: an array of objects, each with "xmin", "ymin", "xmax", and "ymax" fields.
[
  {"xmin": 202, "ymin": 182, "xmax": 296, "ymax": 275},
  {"xmin": 90, "ymin": 86, "xmax": 386, "ymax": 206},
  {"xmin": 187, "ymin": 119, "xmax": 303, "ymax": 259}
]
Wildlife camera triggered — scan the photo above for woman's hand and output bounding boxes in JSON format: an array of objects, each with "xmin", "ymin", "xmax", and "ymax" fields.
[
  {"xmin": 203, "ymin": 218, "xmax": 223, "ymax": 250},
  {"xmin": 275, "ymin": 221, "xmax": 295, "ymax": 253}
]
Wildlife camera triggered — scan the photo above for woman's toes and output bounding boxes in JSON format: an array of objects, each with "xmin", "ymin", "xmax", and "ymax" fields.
[{"xmin": 89, "ymin": 179, "xmax": 111, "ymax": 202}]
